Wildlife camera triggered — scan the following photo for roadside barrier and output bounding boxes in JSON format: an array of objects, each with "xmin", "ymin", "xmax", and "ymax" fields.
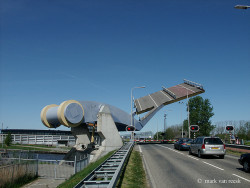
[{"xmin": 74, "ymin": 141, "xmax": 134, "ymax": 188}]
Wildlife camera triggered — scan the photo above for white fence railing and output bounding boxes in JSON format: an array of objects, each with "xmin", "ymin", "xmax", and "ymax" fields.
[{"xmin": 0, "ymin": 153, "xmax": 90, "ymax": 185}]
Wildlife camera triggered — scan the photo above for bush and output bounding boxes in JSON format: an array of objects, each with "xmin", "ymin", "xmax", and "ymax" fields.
[{"xmin": 4, "ymin": 132, "xmax": 12, "ymax": 146}]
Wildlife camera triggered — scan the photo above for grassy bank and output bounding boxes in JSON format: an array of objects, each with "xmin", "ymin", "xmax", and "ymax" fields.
[
  {"xmin": 117, "ymin": 149, "xmax": 148, "ymax": 188},
  {"xmin": 58, "ymin": 150, "xmax": 116, "ymax": 188},
  {"xmin": 1, "ymin": 144, "xmax": 70, "ymax": 152},
  {"xmin": 226, "ymin": 149, "xmax": 246, "ymax": 157},
  {"xmin": 2, "ymin": 145, "xmax": 52, "ymax": 152}
]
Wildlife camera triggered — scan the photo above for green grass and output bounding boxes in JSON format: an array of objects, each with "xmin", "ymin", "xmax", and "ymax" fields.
[
  {"xmin": 1, "ymin": 143, "xmax": 70, "ymax": 152},
  {"xmin": 57, "ymin": 150, "xmax": 116, "ymax": 188},
  {"xmin": 226, "ymin": 149, "xmax": 246, "ymax": 157},
  {"xmin": 117, "ymin": 149, "xmax": 148, "ymax": 188},
  {"xmin": 2, "ymin": 145, "xmax": 53, "ymax": 152},
  {"xmin": 1, "ymin": 174, "xmax": 38, "ymax": 188},
  {"xmin": 19, "ymin": 144, "xmax": 57, "ymax": 148},
  {"xmin": 245, "ymin": 141, "xmax": 250, "ymax": 146}
]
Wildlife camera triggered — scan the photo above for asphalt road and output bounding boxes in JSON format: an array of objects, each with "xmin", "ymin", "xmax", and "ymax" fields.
[{"xmin": 138, "ymin": 144, "xmax": 250, "ymax": 188}]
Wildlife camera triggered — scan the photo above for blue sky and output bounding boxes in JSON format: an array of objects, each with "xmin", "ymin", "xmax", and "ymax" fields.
[{"xmin": 0, "ymin": 0, "xmax": 249, "ymax": 133}]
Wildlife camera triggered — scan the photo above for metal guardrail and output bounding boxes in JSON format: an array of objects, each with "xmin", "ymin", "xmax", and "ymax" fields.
[
  {"xmin": 225, "ymin": 144, "xmax": 250, "ymax": 150},
  {"xmin": 74, "ymin": 141, "xmax": 134, "ymax": 188}
]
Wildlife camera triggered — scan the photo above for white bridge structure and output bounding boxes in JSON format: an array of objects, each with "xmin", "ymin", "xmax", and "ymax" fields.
[{"xmin": 40, "ymin": 79, "xmax": 205, "ymax": 161}]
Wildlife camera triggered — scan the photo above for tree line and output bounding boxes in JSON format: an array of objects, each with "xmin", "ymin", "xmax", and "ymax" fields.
[{"xmin": 154, "ymin": 96, "xmax": 250, "ymax": 141}]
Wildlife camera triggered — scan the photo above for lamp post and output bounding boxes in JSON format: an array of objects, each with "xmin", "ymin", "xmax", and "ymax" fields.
[
  {"xmin": 131, "ymin": 86, "xmax": 146, "ymax": 140},
  {"xmin": 235, "ymin": 5, "xmax": 250, "ymax": 9},
  {"xmin": 1, "ymin": 123, "xmax": 3, "ymax": 148},
  {"xmin": 179, "ymin": 102, "xmax": 184, "ymax": 138},
  {"xmin": 163, "ymin": 109, "xmax": 172, "ymax": 140},
  {"xmin": 187, "ymin": 92, "xmax": 190, "ymax": 139},
  {"xmin": 157, "ymin": 119, "xmax": 158, "ymax": 140}
]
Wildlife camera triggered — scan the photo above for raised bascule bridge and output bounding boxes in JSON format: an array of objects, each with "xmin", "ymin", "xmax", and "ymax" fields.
[{"xmin": 41, "ymin": 79, "xmax": 204, "ymax": 161}]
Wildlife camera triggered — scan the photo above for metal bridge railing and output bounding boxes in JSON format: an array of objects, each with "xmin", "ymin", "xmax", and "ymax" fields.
[{"xmin": 74, "ymin": 141, "xmax": 134, "ymax": 188}]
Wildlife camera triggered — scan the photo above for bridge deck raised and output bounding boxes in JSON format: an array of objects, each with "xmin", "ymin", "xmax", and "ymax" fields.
[{"xmin": 134, "ymin": 82, "xmax": 205, "ymax": 114}]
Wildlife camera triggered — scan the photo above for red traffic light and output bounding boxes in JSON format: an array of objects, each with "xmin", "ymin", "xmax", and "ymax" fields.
[
  {"xmin": 126, "ymin": 126, "xmax": 135, "ymax": 132},
  {"xmin": 190, "ymin": 125, "xmax": 199, "ymax": 132},
  {"xmin": 226, "ymin": 126, "xmax": 234, "ymax": 131}
]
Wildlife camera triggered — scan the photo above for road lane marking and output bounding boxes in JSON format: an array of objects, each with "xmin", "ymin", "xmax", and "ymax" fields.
[
  {"xmin": 202, "ymin": 161, "xmax": 224, "ymax": 171},
  {"xmin": 160, "ymin": 90, "xmax": 172, "ymax": 100},
  {"xmin": 232, "ymin": 174, "xmax": 250, "ymax": 182},
  {"xmin": 139, "ymin": 145, "xmax": 142, "ymax": 153},
  {"xmin": 156, "ymin": 144, "xmax": 184, "ymax": 154},
  {"xmin": 149, "ymin": 94, "xmax": 159, "ymax": 107},
  {"xmin": 178, "ymin": 84, "xmax": 195, "ymax": 93},
  {"xmin": 187, "ymin": 155, "xmax": 199, "ymax": 160},
  {"xmin": 136, "ymin": 99, "xmax": 143, "ymax": 112}
]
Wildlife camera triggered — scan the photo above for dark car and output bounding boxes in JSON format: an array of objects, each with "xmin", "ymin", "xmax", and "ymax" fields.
[
  {"xmin": 174, "ymin": 138, "xmax": 192, "ymax": 150},
  {"xmin": 238, "ymin": 153, "xmax": 250, "ymax": 172}
]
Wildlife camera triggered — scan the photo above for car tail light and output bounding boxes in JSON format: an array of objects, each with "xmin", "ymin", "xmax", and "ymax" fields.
[
  {"xmin": 181, "ymin": 143, "xmax": 186, "ymax": 145},
  {"xmin": 202, "ymin": 144, "xmax": 205, "ymax": 149}
]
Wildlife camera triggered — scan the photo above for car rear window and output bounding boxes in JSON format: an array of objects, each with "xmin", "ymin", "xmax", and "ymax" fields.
[
  {"xmin": 181, "ymin": 139, "xmax": 192, "ymax": 142},
  {"xmin": 204, "ymin": 138, "xmax": 223, "ymax": 145}
]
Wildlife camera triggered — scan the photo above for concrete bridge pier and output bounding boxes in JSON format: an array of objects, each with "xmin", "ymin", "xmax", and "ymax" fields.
[
  {"xmin": 97, "ymin": 105, "xmax": 123, "ymax": 151},
  {"xmin": 67, "ymin": 105, "xmax": 123, "ymax": 162}
]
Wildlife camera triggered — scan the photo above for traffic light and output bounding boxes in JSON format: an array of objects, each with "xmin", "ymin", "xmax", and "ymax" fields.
[
  {"xmin": 226, "ymin": 125, "xmax": 234, "ymax": 131},
  {"xmin": 126, "ymin": 125, "xmax": 135, "ymax": 132},
  {"xmin": 190, "ymin": 125, "xmax": 199, "ymax": 132}
]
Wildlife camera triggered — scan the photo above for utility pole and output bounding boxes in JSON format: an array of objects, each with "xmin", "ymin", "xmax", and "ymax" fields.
[
  {"xmin": 164, "ymin": 113, "xmax": 167, "ymax": 140},
  {"xmin": 187, "ymin": 91, "xmax": 190, "ymax": 139},
  {"xmin": 2, "ymin": 123, "xmax": 3, "ymax": 148},
  {"xmin": 157, "ymin": 119, "xmax": 158, "ymax": 140},
  {"xmin": 179, "ymin": 102, "xmax": 184, "ymax": 138}
]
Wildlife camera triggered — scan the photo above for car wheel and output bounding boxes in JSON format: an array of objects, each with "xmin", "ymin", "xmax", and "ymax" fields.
[
  {"xmin": 189, "ymin": 148, "xmax": 192, "ymax": 155},
  {"xmin": 243, "ymin": 161, "xmax": 250, "ymax": 172},
  {"xmin": 219, "ymin": 155, "xmax": 224, "ymax": 159},
  {"xmin": 198, "ymin": 150, "xmax": 202, "ymax": 158},
  {"xmin": 178, "ymin": 146, "xmax": 181, "ymax": 151}
]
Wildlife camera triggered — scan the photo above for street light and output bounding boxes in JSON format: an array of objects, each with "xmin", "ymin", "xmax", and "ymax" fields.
[
  {"xmin": 163, "ymin": 109, "xmax": 172, "ymax": 140},
  {"xmin": 1, "ymin": 123, "xmax": 3, "ymax": 148},
  {"xmin": 179, "ymin": 102, "xmax": 184, "ymax": 138},
  {"xmin": 131, "ymin": 86, "xmax": 146, "ymax": 140},
  {"xmin": 235, "ymin": 5, "xmax": 250, "ymax": 9}
]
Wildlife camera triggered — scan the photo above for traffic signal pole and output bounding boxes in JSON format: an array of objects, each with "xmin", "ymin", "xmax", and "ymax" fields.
[{"xmin": 164, "ymin": 114, "xmax": 166, "ymax": 140}]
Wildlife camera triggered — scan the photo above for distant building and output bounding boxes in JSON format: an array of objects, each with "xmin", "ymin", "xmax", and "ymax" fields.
[{"xmin": 0, "ymin": 129, "xmax": 75, "ymax": 146}]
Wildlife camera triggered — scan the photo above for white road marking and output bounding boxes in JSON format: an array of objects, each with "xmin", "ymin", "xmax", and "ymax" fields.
[
  {"xmin": 160, "ymin": 90, "xmax": 172, "ymax": 100},
  {"xmin": 136, "ymin": 99, "xmax": 143, "ymax": 112},
  {"xmin": 149, "ymin": 94, "xmax": 159, "ymax": 107},
  {"xmin": 187, "ymin": 155, "xmax": 199, "ymax": 160},
  {"xmin": 178, "ymin": 84, "xmax": 195, "ymax": 93},
  {"xmin": 232, "ymin": 174, "xmax": 250, "ymax": 182},
  {"xmin": 156, "ymin": 144, "xmax": 184, "ymax": 154},
  {"xmin": 139, "ymin": 145, "xmax": 142, "ymax": 153},
  {"xmin": 202, "ymin": 161, "xmax": 224, "ymax": 171}
]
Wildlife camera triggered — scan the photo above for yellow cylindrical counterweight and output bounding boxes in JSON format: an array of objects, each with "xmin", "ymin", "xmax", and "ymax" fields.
[
  {"xmin": 41, "ymin": 100, "xmax": 84, "ymax": 128},
  {"xmin": 41, "ymin": 104, "xmax": 60, "ymax": 128},
  {"xmin": 57, "ymin": 100, "xmax": 84, "ymax": 127}
]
